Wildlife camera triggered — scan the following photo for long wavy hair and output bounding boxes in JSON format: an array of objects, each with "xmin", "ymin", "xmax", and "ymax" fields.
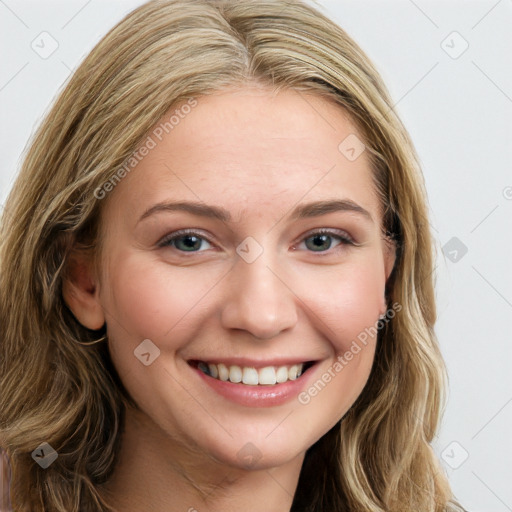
[{"xmin": 0, "ymin": 0, "xmax": 464, "ymax": 510}]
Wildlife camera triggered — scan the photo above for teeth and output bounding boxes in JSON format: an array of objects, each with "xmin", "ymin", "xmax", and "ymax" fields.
[
  {"xmin": 208, "ymin": 364, "xmax": 218, "ymax": 379},
  {"xmin": 229, "ymin": 365, "xmax": 242, "ymax": 383},
  {"xmin": 218, "ymin": 363, "xmax": 229, "ymax": 381},
  {"xmin": 259, "ymin": 366, "xmax": 276, "ymax": 385},
  {"xmin": 276, "ymin": 366, "xmax": 289, "ymax": 383},
  {"xmin": 198, "ymin": 362, "xmax": 210, "ymax": 375},
  {"xmin": 242, "ymin": 367, "xmax": 259, "ymax": 386},
  {"xmin": 197, "ymin": 362, "xmax": 306, "ymax": 385}
]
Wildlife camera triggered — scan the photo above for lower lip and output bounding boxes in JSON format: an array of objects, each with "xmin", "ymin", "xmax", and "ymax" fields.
[{"xmin": 191, "ymin": 365, "xmax": 317, "ymax": 407}]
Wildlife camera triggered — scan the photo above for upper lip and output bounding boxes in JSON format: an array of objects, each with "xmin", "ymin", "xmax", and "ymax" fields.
[{"xmin": 188, "ymin": 357, "xmax": 318, "ymax": 369}]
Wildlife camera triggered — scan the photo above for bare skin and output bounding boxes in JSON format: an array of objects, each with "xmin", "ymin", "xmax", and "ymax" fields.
[{"xmin": 63, "ymin": 85, "xmax": 395, "ymax": 512}]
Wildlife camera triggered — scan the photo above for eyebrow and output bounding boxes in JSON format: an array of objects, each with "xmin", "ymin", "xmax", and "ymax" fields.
[{"xmin": 138, "ymin": 198, "xmax": 373, "ymax": 224}]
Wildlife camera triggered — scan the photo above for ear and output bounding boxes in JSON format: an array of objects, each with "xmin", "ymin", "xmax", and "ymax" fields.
[
  {"xmin": 380, "ymin": 238, "xmax": 397, "ymax": 315},
  {"xmin": 383, "ymin": 238, "xmax": 397, "ymax": 283},
  {"xmin": 62, "ymin": 251, "xmax": 105, "ymax": 331}
]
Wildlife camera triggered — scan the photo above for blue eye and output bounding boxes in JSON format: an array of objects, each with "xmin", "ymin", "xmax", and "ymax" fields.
[
  {"xmin": 298, "ymin": 229, "xmax": 354, "ymax": 253},
  {"xmin": 158, "ymin": 228, "xmax": 354, "ymax": 254},
  {"xmin": 159, "ymin": 230, "xmax": 212, "ymax": 252}
]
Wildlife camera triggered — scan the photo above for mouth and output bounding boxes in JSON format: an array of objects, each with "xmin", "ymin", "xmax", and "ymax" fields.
[{"xmin": 188, "ymin": 360, "xmax": 316, "ymax": 386}]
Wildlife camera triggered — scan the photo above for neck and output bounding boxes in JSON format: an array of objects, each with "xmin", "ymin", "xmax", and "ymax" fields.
[{"xmin": 99, "ymin": 406, "xmax": 304, "ymax": 512}]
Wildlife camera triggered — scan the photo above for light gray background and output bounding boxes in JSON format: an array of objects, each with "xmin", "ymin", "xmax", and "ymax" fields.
[{"xmin": 1, "ymin": 1, "xmax": 511, "ymax": 510}]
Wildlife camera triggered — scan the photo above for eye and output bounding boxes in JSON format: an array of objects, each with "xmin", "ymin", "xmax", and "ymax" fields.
[
  {"xmin": 157, "ymin": 228, "xmax": 355, "ymax": 255},
  {"xmin": 295, "ymin": 229, "xmax": 355, "ymax": 253},
  {"xmin": 158, "ymin": 229, "xmax": 213, "ymax": 252}
]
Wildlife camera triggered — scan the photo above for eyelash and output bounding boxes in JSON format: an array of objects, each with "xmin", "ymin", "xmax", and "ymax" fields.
[{"xmin": 157, "ymin": 228, "xmax": 356, "ymax": 255}]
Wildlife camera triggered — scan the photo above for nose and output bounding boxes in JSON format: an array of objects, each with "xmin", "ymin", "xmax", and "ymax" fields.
[{"xmin": 220, "ymin": 250, "xmax": 298, "ymax": 340}]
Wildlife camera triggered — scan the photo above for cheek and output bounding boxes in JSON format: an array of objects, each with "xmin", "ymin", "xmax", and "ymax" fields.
[
  {"xmin": 287, "ymin": 268, "xmax": 385, "ymax": 441},
  {"xmin": 102, "ymin": 253, "xmax": 222, "ymax": 340},
  {"xmin": 293, "ymin": 264, "xmax": 385, "ymax": 422},
  {"xmin": 299, "ymin": 259, "xmax": 386, "ymax": 353}
]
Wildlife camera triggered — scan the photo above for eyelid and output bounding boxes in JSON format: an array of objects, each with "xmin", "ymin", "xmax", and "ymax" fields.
[{"xmin": 297, "ymin": 227, "xmax": 356, "ymax": 245}]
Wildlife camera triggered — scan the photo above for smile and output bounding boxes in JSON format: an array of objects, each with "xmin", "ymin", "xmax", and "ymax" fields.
[{"xmin": 190, "ymin": 360, "xmax": 315, "ymax": 386}]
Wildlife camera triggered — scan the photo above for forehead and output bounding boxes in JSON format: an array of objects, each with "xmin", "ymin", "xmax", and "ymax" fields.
[{"xmin": 106, "ymin": 86, "xmax": 381, "ymax": 225}]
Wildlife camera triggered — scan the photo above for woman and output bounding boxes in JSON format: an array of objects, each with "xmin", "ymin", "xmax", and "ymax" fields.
[{"xmin": 0, "ymin": 0, "xmax": 465, "ymax": 510}]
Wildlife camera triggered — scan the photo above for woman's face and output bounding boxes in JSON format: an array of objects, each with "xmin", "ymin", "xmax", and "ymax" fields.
[{"xmin": 93, "ymin": 86, "xmax": 395, "ymax": 470}]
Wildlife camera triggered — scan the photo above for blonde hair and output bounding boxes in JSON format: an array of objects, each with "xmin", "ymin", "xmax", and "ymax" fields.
[{"xmin": 0, "ymin": 0, "xmax": 464, "ymax": 510}]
